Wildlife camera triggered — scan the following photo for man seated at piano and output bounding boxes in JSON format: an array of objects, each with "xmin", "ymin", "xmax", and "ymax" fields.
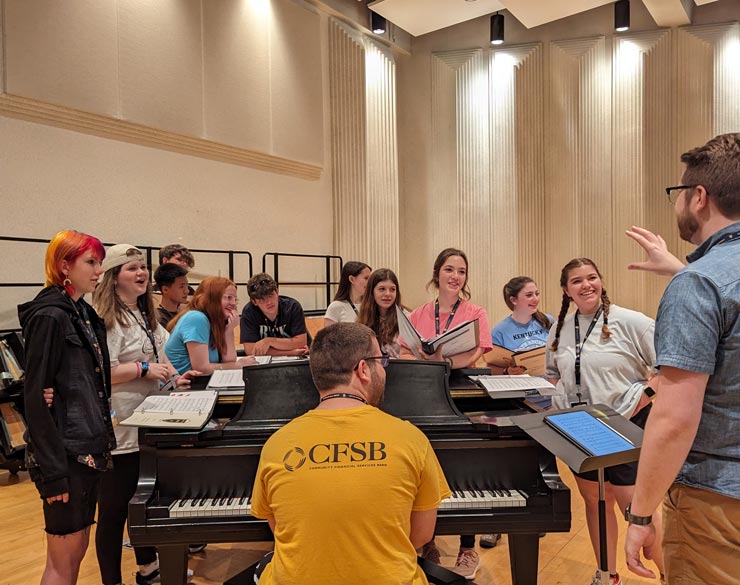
[
  {"xmin": 399, "ymin": 247, "xmax": 493, "ymax": 578},
  {"xmin": 240, "ymin": 273, "xmax": 309, "ymax": 356},
  {"xmin": 249, "ymin": 323, "xmax": 450, "ymax": 585}
]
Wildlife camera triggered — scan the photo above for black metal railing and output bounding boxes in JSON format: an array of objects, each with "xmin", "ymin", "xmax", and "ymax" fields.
[
  {"xmin": 262, "ymin": 252, "xmax": 343, "ymax": 316},
  {"xmin": 0, "ymin": 235, "xmax": 253, "ymax": 287}
]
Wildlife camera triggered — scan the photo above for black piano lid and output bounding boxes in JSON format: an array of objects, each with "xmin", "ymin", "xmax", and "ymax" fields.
[{"xmin": 223, "ymin": 359, "xmax": 474, "ymax": 434}]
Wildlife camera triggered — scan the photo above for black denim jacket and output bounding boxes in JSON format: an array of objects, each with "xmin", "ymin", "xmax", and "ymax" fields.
[{"xmin": 18, "ymin": 286, "xmax": 116, "ymax": 498}]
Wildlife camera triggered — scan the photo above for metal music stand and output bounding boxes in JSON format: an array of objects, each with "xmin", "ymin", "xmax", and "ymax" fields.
[{"xmin": 515, "ymin": 404, "xmax": 643, "ymax": 585}]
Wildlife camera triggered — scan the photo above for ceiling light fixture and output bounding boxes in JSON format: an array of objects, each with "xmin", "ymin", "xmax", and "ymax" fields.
[
  {"xmin": 615, "ymin": 0, "xmax": 630, "ymax": 32},
  {"xmin": 490, "ymin": 12, "xmax": 504, "ymax": 45},
  {"xmin": 371, "ymin": 11, "xmax": 386, "ymax": 35}
]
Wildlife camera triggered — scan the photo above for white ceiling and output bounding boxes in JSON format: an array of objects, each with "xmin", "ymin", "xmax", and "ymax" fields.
[{"xmin": 368, "ymin": 0, "xmax": 721, "ymax": 37}]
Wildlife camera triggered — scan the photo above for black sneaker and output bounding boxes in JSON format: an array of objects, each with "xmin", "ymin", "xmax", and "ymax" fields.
[
  {"xmin": 135, "ymin": 569, "xmax": 160, "ymax": 585},
  {"xmin": 479, "ymin": 533, "xmax": 501, "ymax": 548},
  {"xmin": 188, "ymin": 544, "xmax": 207, "ymax": 554}
]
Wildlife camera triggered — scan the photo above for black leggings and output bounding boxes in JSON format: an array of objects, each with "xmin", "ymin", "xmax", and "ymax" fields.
[{"xmin": 96, "ymin": 451, "xmax": 157, "ymax": 585}]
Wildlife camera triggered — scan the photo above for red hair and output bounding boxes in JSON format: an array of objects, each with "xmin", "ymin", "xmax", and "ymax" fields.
[
  {"xmin": 45, "ymin": 230, "xmax": 105, "ymax": 296},
  {"xmin": 168, "ymin": 276, "xmax": 235, "ymax": 358}
]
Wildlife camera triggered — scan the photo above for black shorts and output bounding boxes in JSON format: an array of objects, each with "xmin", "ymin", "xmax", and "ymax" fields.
[
  {"xmin": 42, "ymin": 458, "xmax": 104, "ymax": 536},
  {"xmin": 573, "ymin": 403, "xmax": 652, "ymax": 486}
]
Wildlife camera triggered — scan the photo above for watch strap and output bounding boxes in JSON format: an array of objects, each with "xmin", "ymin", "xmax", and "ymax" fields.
[{"xmin": 625, "ymin": 503, "xmax": 652, "ymax": 525}]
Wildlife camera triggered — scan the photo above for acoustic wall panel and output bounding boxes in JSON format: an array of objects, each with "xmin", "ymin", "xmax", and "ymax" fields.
[
  {"xmin": 431, "ymin": 50, "xmax": 482, "ymax": 257},
  {"xmin": 547, "ymin": 37, "xmax": 611, "ymax": 313},
  {"xmin": 329, "ymin": 20, "xmax": 401, "ymax": 271},
  {"xmin": 365, "ymin": 41, "xmax": 400, "ymax": 270},
  {"xmin": 612, "ymin": 31, "xmax": 672, "ymax": 314},
  {"xmin": 488, "ymin": 44, "xmax": 545, "ymax": 323},
  {"xmin": 329, "ymin": 20, "xmax": 368, "ymax": 263}
]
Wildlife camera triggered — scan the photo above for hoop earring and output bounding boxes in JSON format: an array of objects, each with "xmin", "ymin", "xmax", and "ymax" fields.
[{"xmin": 63, "ymin": 278, "xmax": 72, "ymax": 287}]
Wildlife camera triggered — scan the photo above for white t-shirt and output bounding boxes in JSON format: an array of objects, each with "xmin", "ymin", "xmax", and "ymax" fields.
[
  {"xmin": 324, "ymin": 300, "xmax": 358, "ymax": 324},
  {"xmin": 545, "ymin": 304, "xmax": 656, "ymax": 416},
  {"xmin": 107, "ymin": 309, "xmax": 169, "ymax": 454}
]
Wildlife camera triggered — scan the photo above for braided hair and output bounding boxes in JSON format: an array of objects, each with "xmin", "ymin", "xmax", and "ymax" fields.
[{"xmin": 550, "ymin": 258, "xmax": 611, "ymax": 351}]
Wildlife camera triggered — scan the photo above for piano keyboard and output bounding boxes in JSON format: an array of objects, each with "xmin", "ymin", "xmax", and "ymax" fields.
[
  {"xmin": 166, "ymin": 488, "xmax": 526, "ymax": 519},
  {"xmin": 440, "ymin": 489, "xmax": 527, "ymax": 510},
  {"xmin": 169, "ymin": 495, "xmax": 251, "ymax": 518}
]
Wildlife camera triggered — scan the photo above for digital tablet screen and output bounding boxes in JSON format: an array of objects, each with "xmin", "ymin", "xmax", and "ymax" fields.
[{"xmin": 544, "ymin": 411, "xmax": 634, "ymax": 457}]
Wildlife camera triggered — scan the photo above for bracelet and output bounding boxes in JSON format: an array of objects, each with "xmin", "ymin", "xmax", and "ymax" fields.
[{"xmin": 503, "ymin": 367, "xmax": 509, "ymax": 375}]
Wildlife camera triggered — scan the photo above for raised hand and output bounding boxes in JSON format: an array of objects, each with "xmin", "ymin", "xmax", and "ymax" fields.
[{"xmin": 625, "ymin": 226, "xmax": 685, "ymax": 276}]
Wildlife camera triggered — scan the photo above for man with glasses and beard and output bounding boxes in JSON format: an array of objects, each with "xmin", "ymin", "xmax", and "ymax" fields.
[
  {"xmin": 250, "ymin": 323, "xmax": 450, "ymax": 585},
  {"xmin": 624, "ymin": 133, "xmax": 740, "ymax": 584}
]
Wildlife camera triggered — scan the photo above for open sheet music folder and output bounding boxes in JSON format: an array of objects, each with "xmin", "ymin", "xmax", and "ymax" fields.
[
  {"xmin": 396, "ymin": 306, "xmax": 479, "ymax": 358},
  {"xmin": 119, "ymin": 391, "xmax": 217, "ymax": 429}
]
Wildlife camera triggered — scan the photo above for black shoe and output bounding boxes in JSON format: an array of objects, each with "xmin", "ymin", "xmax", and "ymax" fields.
[
  {"xmin": 188, "ymin": 544, "xmax": 207, "ymax": 554},
  {"xmin": 479, "ymin": 533, "xmax": 501, "ymax": 548},
  {"xmin": 136, "ymin": 569, "xmax": 160, "ymax": 585}
]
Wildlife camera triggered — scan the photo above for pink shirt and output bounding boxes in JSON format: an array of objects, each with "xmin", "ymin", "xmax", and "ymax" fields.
[{"xmin": 401, "ymin": 299, "xmax": 492, "ymax": 352}]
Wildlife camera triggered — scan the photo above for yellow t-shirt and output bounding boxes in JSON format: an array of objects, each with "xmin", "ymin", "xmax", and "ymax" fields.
[{"xmin": 250, "ymin": 405, "xmax": 451, "ymax": 585}]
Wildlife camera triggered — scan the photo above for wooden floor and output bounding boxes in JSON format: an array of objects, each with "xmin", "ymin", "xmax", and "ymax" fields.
[{"xmin": 0, "ymin": 460, "xmax": 662, "ymax": 585}]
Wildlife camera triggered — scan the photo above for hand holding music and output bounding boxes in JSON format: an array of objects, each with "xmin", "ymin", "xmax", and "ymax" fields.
[
  {"xmin": 625, "ymin": 226, "xmax": 684, "ymax": 276},
  {"xmin": 147, "ymin": 362, "xmax": 171, "ymax": 382},
  {"xmin": 237, "ymin": 356, "xmax": 258, "ymax": 367},
  {"xmin": 506, "ymin": 366, "xmax": 527, "ymax": 375},
  {"xmin": 253, "ymin": 338, "xmax": 272, "ymax": 356},
  {"xmin": 625, "ymin": 523, "xmax": 658, "ymax": 579},
  {"xmin": 46, "ymin": 492, "xmax": 69, "ymax": 505},
  {"xmin": 175, "ymin": 370, "xmax": 202, "ymax": 389}
]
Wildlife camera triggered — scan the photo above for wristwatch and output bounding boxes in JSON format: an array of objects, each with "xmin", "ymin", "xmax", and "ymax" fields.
[
  {"xmin": 624, "ymin": 503, "xmax": 652, "ymax": 525},
  {"xmin": 643, "ymin": 385, "xmax": 656, "ymax": 398},
  {"xmin": 140, "ymin": 361, "xmax": 150, "ymax": 378}
]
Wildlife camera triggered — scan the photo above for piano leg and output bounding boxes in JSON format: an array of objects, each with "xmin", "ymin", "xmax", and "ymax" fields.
[
  {"xmin": 508, "ymin": 533, "xmax": 539, "ymax": 585},
  {"xmin": 158, "ymin": 544, "xmax": 189, "ymax": 585}
]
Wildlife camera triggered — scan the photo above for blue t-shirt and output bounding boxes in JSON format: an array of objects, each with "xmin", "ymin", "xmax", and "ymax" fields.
[
  {"xmin": 491, "ymin": 314, "xmax": 554, "ymax": 351},
  {"xmin": 165, "ymin": 310, "xmax": 219, "ymax": 374},
  {"xmin": 655, "ymin": 222, "xmax": 740, "ymax": 499}
]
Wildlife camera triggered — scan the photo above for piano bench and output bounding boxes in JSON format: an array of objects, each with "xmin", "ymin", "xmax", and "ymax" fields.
[
  {"xmin": 223, "ymin": 561, "xmax": 259, "ymax": 585},
  {"xmin": 417, "ymin": 557, "xmax": 469, "ymax": 585}
]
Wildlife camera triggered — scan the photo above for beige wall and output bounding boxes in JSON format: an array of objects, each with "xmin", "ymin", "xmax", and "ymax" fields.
[
  {"xmin": 397, "ymin": 0, "xmax": 740, "ymax": 327},
  {"xmin": 0, "ymin": 0, "xmax": 336, "ymax": 328}
]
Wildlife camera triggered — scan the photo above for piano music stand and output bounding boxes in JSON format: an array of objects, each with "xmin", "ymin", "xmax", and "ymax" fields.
[{"xmin": 515, "ymin": 404, "xmax": 643, "ymax": 585}]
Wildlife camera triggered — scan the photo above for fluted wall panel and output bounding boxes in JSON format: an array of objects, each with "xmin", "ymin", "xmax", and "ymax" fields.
[
  {"xmin": 612, "ymin": 31, "xmax": 672, "ymax": 314},
  {"xmin": 546, "ymin": 37, "xmax": 611, "ymax": 313},
  {"xmin": 329, "ymin": 19, "xmax": 400, "ymax": 272},
  {"xmin": 365, "ymin": 41, "xmax": 400, "ymax": 270},
  {"xmin": 488, "ymin": 44, "xmax": 544, "ymax": 323}
]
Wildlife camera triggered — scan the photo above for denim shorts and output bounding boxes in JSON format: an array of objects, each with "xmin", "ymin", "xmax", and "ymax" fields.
[
  {"xmin": 42, "ymin": 459, "xmax": 104, "ymax": 536},
  {"xmin": 573, "ymin": 403, "xmax": 652, "ymax": 486}
]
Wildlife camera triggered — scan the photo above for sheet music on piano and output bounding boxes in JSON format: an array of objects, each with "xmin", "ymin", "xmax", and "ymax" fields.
[
  {"xmin": 120, "ymin": 391, "xmax": 218, "ymax": 429},
  {"xmin": 470, "ymin": 375, "xmax": 558, "ymax": 399},
  {"xmin": 207, "ymin": 369, "xmax": 245, "ymax": 389}
]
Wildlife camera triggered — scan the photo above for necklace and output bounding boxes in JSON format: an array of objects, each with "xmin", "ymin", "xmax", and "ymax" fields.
[{"xmin": 319, "ymin": 392, "xmax": 367, "ymax": 404}]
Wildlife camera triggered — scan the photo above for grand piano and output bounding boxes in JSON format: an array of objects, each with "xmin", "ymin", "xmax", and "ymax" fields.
[{"xmin": 129, "ymin": 360, "xmax": 570, "ymax": 584}]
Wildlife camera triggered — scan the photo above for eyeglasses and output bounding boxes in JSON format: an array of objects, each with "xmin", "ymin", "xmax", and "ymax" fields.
[
  {"xmin": 353, "ymin": 355, "xmax": 390, "ymax": 371},
  {"xmin": 222, "ymin": 295, "xmax": 239, "ymax": 303},
  {"xmin": 665, "ymin": 185, "xmax": 696, "ymax": 204}
]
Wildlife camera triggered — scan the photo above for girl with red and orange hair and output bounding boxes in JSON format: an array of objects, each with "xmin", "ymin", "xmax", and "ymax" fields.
[{"xmin": 18, "ymin": 229, "xmax": 113, "ymax": 585}]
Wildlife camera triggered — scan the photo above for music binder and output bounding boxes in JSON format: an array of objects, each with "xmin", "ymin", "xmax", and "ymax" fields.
[
  {"xmin": 396, "ymin": 306, "xmax": 479, "ymax": 358},
  {"xmin": 484, "ymin": 344, "xmax": 546, "ymax": 376},
  {"xmin": 119, "ymin": 391, "xmax": 217, "ymax": 430}
]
